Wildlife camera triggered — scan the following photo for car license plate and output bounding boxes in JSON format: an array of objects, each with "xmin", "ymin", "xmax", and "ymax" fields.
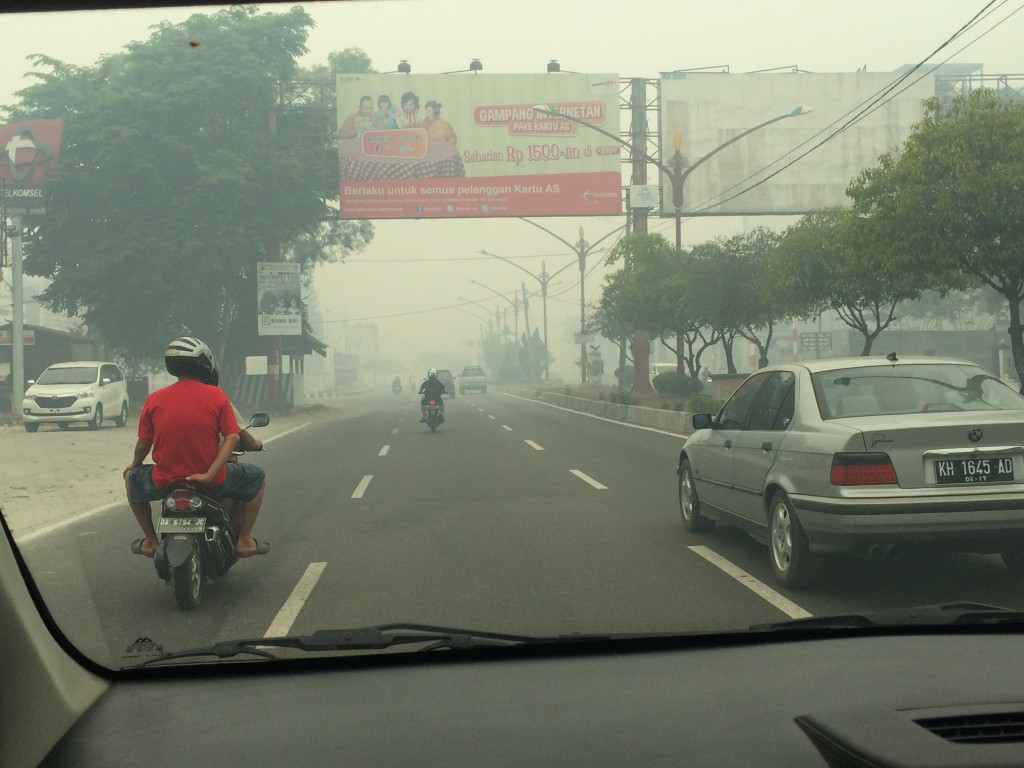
[
  {"xmin": 158, "ymin": 517, "xmax": 206, "ymax": 533},
  {"xmin": 934, "ymin": 457, "xmax": 1014, "ymax": 485}
]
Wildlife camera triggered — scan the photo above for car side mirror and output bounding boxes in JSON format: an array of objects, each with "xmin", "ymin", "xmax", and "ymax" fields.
[
  {"xmin": 101, "ymin": 377, "xmax": 112, "ymax": 385},
  {"xmin": 27, "ymin": 379, "xmax": 35, "ymax": 386},
  {"xmin": 691, "ymin": 413, "xmax": 714, "ymax": 430},
  {"xmin": 249, "ymin": 413, "xmax": 271, "ymax": 428}
]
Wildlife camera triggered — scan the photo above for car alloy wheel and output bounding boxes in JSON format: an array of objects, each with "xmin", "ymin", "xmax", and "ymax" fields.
[
  {"xmin": 115, "ymin": 402, "xmax": 128, "ymax": 427},
  {"xmin": 89, "ymin": 404, "xmax": 103, "ymax": 430},
  {"xmin": 768, "ymin": 491, "xmax": 814, "ymax": 589},
  {"xmin": 678, "ymin": 459, "xmax": 714, "ymax": 533}
]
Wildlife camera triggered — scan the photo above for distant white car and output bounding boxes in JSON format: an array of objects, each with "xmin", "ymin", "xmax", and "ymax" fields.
[
  {"xmin": 460, "ymin": 365, "xmax": 487, "ymax": 394},
  {"xmin": 22, "ymin": 361, "xmax": 130, "ymax": 432}
]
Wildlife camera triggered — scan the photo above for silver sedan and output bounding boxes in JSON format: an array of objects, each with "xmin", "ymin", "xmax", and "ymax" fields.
[{"xmin": 677, "ymin": 356, "xmax": 1024, "ymax": 588}]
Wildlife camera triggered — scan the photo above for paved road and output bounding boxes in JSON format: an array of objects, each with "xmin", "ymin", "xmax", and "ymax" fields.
[{"xmin": 7, "ymin": 390, "xmax": 1022, "ymax": 668}]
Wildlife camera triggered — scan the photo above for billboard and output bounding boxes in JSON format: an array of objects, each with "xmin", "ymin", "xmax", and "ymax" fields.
[
  {"xmin": 336, "ymin": 73, "xmax": 622, "ymax": 218},
  {"xmin": 0, "ymin": 119, "xmax": 64, "ymax": 212},
  {"xmin": 658, "ymin": 73, "xmax": 935, "ymax": 216},
  {"xmin": 257, "ymin": 262, "xmax": 302, "ymax": 336}
]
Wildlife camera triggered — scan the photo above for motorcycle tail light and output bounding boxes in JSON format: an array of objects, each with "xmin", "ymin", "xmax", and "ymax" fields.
[
  {"xmin": 830, "ymin": 453, "xmax": 898, "ymax": 485},
  {"xmin": 429, "ymin": 399, "xmax": 436, "ymax": 405},
  {"xmin": 168, "ymin": 489, "xmax": 203, "ymax": 511}
]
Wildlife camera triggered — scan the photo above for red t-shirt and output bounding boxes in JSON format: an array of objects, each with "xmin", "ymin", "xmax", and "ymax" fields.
[{"xmin": 138, "ymin": 379, "xmax": 240, "ymax": 488}]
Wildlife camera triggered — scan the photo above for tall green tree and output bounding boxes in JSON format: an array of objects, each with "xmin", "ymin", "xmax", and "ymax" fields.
[
  {"xmin": 772, "ymin": 207, "xmax": 924, "ymax": 355},
  {"xmin": 8, "ymin": 5, "xmax": 373, "ymax": 370},
  {"xmin": 848, "ymin": 89, "xmax": 1024, "ymax": 383}
]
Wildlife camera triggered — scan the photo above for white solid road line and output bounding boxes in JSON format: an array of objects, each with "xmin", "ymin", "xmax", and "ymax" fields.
[
  {"xmin": 264, "ymin": 562, "xmax": 328, "ymax": 637},
  {"xmin": 263, "ymin": 422, "xmax": 311, "ymax": 445},
  {"xmin": 687, "ymin": 545, "xmax": 812, "ymax": 620},
  {"xmin": 524, "ymin": 440, "xmax": 544, "ymax": 451},
  {"xmin": 378, "ymin": 445, "xmax": 390, "ymax": 457},
  {"xmin": 351, "ymin": 475, "xmax": 374, "ymax": 499},
  {"xmin": 570, "ymin": 470, "xmax": 608, "ymax": 490}
]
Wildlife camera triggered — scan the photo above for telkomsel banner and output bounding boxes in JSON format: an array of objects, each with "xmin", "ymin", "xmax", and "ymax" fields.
[
  {"xmin": 336, "ymin": 73, "xmax": 622, "ymax": 218},
  {"xmin": 0, "ymin": 119, "xmax": 64, "ymax": 212}
]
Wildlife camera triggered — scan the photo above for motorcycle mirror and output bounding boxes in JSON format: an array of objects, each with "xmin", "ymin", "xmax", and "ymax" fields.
[{"xmin": 249, "ymin": 413, "xmax": 271, "ymax": 428}]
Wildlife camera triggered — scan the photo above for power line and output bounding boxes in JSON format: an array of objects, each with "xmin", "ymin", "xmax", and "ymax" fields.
[{"xmin": 688, "ymin": 0, "xmax": 1018, "ymax": 215}]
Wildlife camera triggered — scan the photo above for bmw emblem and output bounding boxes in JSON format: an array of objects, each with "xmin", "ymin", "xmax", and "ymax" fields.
[{"xmin": 968, "ymin": 428, "xmax": 984, "ymax": 443}]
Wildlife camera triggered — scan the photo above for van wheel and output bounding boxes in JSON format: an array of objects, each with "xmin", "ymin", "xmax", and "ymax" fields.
[
  {"xmin": 115, "ymin": 402, "xmax": 129, "ymax": 427},
  {"xmin": 89, "ymin": 404, "xmax": 103, "ymax": 430},
  {"xmin": 24, "ymin": 422, "xmax": 39, "ymax": 433}
]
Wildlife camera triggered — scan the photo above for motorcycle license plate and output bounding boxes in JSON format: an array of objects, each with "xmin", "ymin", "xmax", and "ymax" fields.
[{"xmin": 158, "ymin": 517, "xmax": 206, "ymax": 534}]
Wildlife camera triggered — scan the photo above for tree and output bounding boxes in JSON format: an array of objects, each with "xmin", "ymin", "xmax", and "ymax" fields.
[
  {"xmin": 772, "ymin": 206, "xmax": 924, "ymax": 355},
  {"xmin": 848, "ymin": 89, "xmax": 1024, "ymax": 384},
  {"xmin": 9, "ymin": 6, "xmax": 373, "ymax": 370},
  {"xmin": 724, "ymin": 228, "xmax": 786, "ymax": 369},
  {"xmin": 600, "ymin": 234, "xmax": 680, "ymax": 390}
]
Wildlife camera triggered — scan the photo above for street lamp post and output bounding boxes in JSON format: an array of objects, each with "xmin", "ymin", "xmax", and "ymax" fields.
[
  {"xmin": 516, "ymin": 219, "xmax": 623, "ymax": 385},
  {"xmin": 532, "ymin": 101, "xmax": 812, "ymax": 393},
  {"xmin": 478, "ymin": 248, "xmax": 577, "ymax": 381},
  {"xmin": 469, "ymin": 279, "xmax": 524, "ymax": 340},
  {"xmin": 532, "ymin": 104, "xmax": 813, "ymax": 250}
]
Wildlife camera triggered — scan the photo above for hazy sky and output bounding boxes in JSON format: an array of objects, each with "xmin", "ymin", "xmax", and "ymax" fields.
[{"xmin": 2, "ymin": 1, "xmax": 1021, "ymax": 377}]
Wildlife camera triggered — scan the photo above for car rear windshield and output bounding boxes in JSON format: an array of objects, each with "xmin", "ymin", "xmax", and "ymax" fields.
[
  {"xmin": 463, "ymin": 367, "xmax": 484, "ymax": 376},
  {"xmin": 35, "ymin": 366, "xmax": 99, "ymax": 386},
  {"xmin": 812, "ymin": 364, "xmax": 1024, "ymax": 418}
]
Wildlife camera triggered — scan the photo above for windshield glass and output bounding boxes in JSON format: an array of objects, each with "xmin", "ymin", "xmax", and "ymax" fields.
[
  {"xmin": 34, "ymin": 367, "xmax": 99, "ymax": 386},
  {"xmin": 2, "ymin": 1, "xmax": 1024, "ymax": 670},
  {"xmin": 814, "ymin": 364, "xmax": 1024, "ymax": 418}
]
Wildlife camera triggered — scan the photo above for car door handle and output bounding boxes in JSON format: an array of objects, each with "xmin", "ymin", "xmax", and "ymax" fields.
[{"xmin": 761, "ymin": 442, "xmax": 773, "ymax": 452}]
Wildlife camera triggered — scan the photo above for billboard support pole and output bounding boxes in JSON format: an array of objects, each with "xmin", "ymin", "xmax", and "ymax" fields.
[{"xmin": 10, "ymin": 215, "xmax": 24, "ymax": 417}]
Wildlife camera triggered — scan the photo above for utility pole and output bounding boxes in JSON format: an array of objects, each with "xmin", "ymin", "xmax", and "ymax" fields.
[
  {"xmin": 629, "ymin": 77, "xmax": 653, "ymax": 394},
  {"xmin": 10, "ymin": 214, "xmax": 24, "ymax": 416}
]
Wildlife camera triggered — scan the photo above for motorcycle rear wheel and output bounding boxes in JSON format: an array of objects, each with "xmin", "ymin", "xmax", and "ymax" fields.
[{"xmin": 172, "ymin": 541, "xmax": 205, "ymax": 610}]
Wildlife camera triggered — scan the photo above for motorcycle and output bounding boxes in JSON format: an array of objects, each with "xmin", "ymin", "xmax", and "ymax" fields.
[
  {"xmin": 424, "ymin": 398, "xmax": 443, "ymax": 432},
  {"xmin": 152, "ymin": 412, "xmax": 270, "ymax": 610},
  {"xmin": 392, "ymin": 379, "xmax": 402, "ymax": 395}
]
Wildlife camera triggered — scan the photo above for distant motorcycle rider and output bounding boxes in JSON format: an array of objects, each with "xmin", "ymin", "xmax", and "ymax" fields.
[
  {"xmin": 392, "ymin": 375, "xmax": 402, "ymax": 394},
  {"xmin": 418, "ymin": 368, "xmax": 446, "ymax": 422}
]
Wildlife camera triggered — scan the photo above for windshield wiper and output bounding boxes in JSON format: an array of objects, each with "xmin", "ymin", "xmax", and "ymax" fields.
[
  {"xmin": 750, "ymin": 602, "xmax": 1024, "ymax": 632},
  {"xmin": 129, "ymin": 623, "xmax": 575, "ymax": 667}
]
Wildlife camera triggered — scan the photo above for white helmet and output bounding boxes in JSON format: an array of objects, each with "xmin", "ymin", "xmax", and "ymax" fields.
[
  {"xmin": 428, "ymin": 368, "xmax": 438, "ymax": 378},
  {"xmin": 165, "ymin": 336, "xmax": 215, "ymax": 380}
]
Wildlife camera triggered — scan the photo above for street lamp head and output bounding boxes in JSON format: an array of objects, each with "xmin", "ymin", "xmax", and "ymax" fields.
[
  {"xmin": 469, "ymin": 58, "xmax": 483, "ymax": 72},
  {"xmin": 789, "ymin": 105, "xmax": 813, "ymax": 117},
  {"xmin": 396, "ymin": 60, "xmax": 412, "ymax": 74},
  {"xmin": 547, "ymin": 60, "xmax": 560, "ymax": 74}
]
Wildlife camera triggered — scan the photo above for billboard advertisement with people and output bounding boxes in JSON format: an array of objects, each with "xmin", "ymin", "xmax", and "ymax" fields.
[{"xmin": 336, "ymin": 73, "xmax": 622, "ymax": 218}]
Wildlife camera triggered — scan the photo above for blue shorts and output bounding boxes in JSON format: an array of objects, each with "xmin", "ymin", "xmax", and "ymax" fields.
[{"xmin": 127, "ymin": 463, "xmax": 265, "ymax": 505}]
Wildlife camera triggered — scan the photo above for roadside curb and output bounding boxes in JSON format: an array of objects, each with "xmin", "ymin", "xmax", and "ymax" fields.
[{"xmin": 499, "ymin": 386, "xmax": 694, "ymax": 435}]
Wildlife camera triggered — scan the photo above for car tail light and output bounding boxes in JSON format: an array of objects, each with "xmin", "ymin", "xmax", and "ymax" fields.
[{"xmin": 830, "ymin": 453, "xmax": 898, "ymax": 486}]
